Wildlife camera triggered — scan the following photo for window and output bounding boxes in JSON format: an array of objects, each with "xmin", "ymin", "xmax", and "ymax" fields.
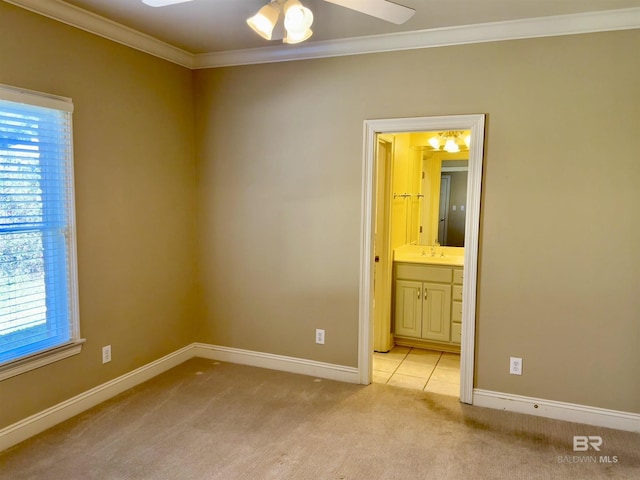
[{"xmin": 0, "ymin": 85, "xmax": 82, "ymax": 380}]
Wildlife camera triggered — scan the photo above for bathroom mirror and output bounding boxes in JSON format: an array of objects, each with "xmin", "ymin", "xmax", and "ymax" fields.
[
  {"xmin": 392, "ymin": 130, "xmax": 470, "ymax": 247},
  {"xmin": 415, "ymin": 151, "xmax": 468, "ymax": 247}
]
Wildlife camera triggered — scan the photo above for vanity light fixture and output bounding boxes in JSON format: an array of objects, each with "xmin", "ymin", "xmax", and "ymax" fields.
[
  {"xmin": 443, "ymin": 137, "xmax": 460, "ymax": 153},
  {"xmin": 247, "ymin": 0, "xmax": 314, "ymax": 44},
  {"xmin": 428, "ymin": 136, "xmax": 440, "ymax": 150},
  {"xmin": 428, "ymin": 131, "xmax": 470, "ymax": 153}
]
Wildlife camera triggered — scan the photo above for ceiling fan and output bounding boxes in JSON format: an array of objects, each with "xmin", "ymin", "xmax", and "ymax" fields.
[{"xmin": 141, "ymin": 0, "xmax": 415, "ymax": 44}]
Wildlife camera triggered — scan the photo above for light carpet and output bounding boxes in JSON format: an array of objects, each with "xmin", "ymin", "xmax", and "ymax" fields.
[{"xmin": 1, "ymin": 358, "xmax": 638, "ymax": 479}]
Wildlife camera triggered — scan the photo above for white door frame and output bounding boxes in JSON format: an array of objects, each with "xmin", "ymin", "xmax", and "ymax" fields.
[
  {"xmin": 373, "ymin": 137, "xmax": 394, "ymax": 352},
  {"xmin": 358, "ymin": 114, "xmax": 485, "ymax": 404}
]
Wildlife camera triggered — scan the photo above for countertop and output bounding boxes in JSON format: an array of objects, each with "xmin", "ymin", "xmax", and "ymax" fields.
[{"xmin": 393, "ymin": 245, "xmax": 464, "ymax": 267}]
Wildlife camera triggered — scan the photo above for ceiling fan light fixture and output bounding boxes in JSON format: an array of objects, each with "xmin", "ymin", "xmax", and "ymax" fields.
[
  {"xmin": 247, "ymin": 2, "xmax": 281, "ymax": 40},
  {"xmin": 283, "ymin": 0, "xmax": 314, "ymax": 36},
  {"xmin": 284, "ymin": 28, "xmax": 313, "ymax": 44}
]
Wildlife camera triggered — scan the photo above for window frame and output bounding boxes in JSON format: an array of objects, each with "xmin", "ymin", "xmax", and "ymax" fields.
[{"xmin": 0, "ymin": 84, "xmax": 83, "ymax": 381}]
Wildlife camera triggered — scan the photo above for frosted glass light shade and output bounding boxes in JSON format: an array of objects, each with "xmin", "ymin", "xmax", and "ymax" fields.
[
  {"xmin": 284, "ymin": 28, "xmax": 313, "ymax": 44},
  {"xmin": 284, "ymin": 0, "xmax": 314, "ymax": 35},
  {"xmin": 428, "ymin": 137, "xmax": 440, "ymax": 149},
  {"xmin": 444, "ymin": 138, "xmax": 460, "ymax": 153},
  {"xmin": 247, "ymin": 3, "xmax": 281, "ymax": 40}
]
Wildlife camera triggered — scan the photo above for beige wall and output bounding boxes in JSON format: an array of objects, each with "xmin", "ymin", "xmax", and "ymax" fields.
[
  {"xmin": 1, "ymin": 2, "xmax": 639, "ymax": 431},
  {"xmin": 195, "ymin": 30, "xmax": 640, "ymax": 413},
  {"xmin": 0, "ymin": 3, "xmax": 197, "ymax": 427}
]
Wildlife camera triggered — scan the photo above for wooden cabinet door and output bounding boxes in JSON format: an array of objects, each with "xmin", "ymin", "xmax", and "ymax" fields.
[
  {"xmin": 421, "ymin": 282, "xmax": 452, "ymax": 342},
  {"xmin": 394, "ymin": 280, "xmax": 422, "ymax": 338}
]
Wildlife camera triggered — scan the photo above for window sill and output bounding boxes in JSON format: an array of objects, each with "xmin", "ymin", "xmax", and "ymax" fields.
[{"xmin": 0, "ymin": 339, "xmax": 86, "ymax": 382}]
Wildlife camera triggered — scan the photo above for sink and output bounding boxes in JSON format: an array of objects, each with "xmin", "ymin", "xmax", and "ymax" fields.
[{"xmin": 393, "ymin": 244, "xmax": 464, "ymax": 266}]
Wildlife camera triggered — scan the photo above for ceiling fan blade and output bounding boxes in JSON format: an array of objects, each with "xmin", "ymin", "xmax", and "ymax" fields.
[
  {"xmin": 141, "ymin": 0, "xmax": 194, "ymax": 7},
  {"xmin": 323, "ymin": 0, "xmax": 415, "ymax": 25}
]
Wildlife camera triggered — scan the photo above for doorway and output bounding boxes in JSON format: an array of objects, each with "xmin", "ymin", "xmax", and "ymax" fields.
[
  {"xmin": 358, "ymin": 115, "xmax": 485, "ymax": 404},
  {"xmin": 438, "ymin": 174, "xmax": 451, "ymax": 246}
]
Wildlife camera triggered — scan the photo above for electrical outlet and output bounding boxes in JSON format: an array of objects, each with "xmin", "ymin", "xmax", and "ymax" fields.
[
  {"xmin": 315, "ymin": 329, "xmax": 325, "ymax": 345},
  {"xmin": 509, "ymin": 356, "xmax": 522, "ymax": 375},
  {"xmin": 102, "ymin": 345, "xmax": 112, "ymax": 364}
]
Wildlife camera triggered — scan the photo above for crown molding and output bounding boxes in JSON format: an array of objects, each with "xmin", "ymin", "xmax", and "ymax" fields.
[
  {"xmin": 6, "ymin": 1, "xmax": 640, "ymax": 70},
  {"xmin": 5, "ymin": 0, "xmax": 194, "ymax": 68},
  {"xmin": 194, "ymin": 7, "xmax": 640, "ymax": 68}
]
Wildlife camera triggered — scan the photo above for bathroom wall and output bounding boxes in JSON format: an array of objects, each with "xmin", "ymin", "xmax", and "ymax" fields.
[
  {"xmin": 0, "ymin": 3, "xmax": 197, "ymax": 428},
  {"xmin": 390, "ymin": 134, "xmax": 412, "ymax": 249},
  {"xmin": 389, "ymin": 133, "xmax": 425, "ymax": 249},
  {"xmin": 195, "ymin": 29, "xmax": 640, "ymax": 413}
]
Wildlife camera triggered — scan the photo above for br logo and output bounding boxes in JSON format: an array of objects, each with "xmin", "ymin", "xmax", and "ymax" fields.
[{"xmin": 573, "ymin": 436, "xmax": 603, "ymax": 451}]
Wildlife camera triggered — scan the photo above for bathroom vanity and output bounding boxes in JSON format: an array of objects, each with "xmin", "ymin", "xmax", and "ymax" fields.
[{"xmin": 392, "ymin": 246, "xmax": 463, "ymax": 353}]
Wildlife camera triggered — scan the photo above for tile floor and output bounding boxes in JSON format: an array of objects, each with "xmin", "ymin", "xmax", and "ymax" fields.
[{"xmin": 373, "ymin": 346, "xmax": 460, "ymax": 396}]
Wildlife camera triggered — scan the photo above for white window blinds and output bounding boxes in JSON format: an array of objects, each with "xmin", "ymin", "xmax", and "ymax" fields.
[{"xmin": 0, "ymin": 85, "xmax": 79, "ymax": 368}]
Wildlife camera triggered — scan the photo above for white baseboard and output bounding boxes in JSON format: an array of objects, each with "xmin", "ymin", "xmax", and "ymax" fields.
[
  {"xmin": 473, "ymin": 389, "xmax": 640, "ymax": 433},
  {"xmin": 192, "ymin": 343, "xmax": 359, "ymax": 384},
  {"xmin": 0, "ymin": 345, "xmax": 194, "ymax": 452},
  {"xmin": 6, "ymin": 347, "xmax": 638, "ymax": 454},
  {"xmin": 0, "ymin": 343, "xmax": 359, "ymax": 452}
]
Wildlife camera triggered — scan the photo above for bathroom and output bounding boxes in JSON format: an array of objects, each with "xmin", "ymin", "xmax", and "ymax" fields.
[{"xmin": 372, "ymin": 130, "xmax": 470, "ymax": 396}]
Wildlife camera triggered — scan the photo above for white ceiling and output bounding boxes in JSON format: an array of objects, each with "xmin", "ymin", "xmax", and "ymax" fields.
[
  {"xmin": 7, "ymin": 0, "xmax": 640, "ymax": 67},
  {"xmin": 29, "ymin": 0, "xmax": 640, "ymax": 53}
]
